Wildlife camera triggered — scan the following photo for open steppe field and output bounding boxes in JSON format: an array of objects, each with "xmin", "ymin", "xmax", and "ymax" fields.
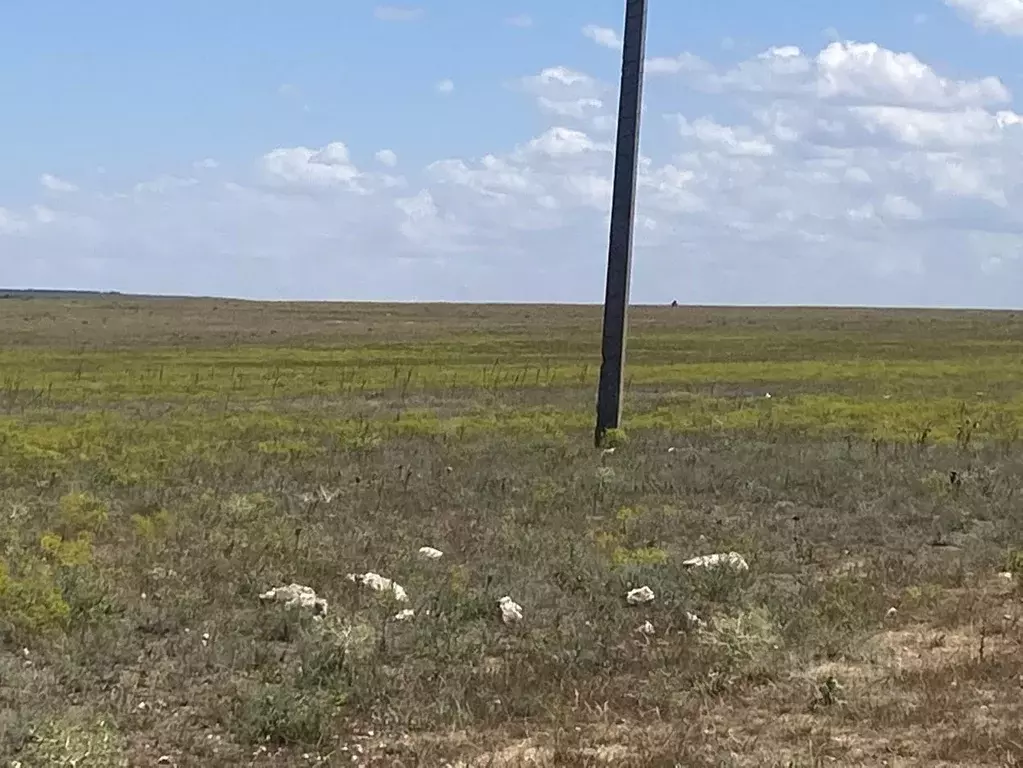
[{"xmin": 2, "ymin": 298, "xmax": 1023, "ymax": 766}]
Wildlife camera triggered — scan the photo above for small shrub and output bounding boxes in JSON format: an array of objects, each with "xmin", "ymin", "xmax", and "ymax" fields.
[
  {"xmin": 704, "ymin": 607, "xmax": 782, "ymax": 661},
  {"xmin": 902, "ymin": 583, "xmax": 945, "ymax": 612},
  {"xmin": 611, "ymin": 546, "xmax": 668, "ymax": 568},
  {"xmin": 1004, "ymin": 548, "xmax": 1023, "ymax": 577},
  {"xmin": 699, "ymin": 606, "xmax": 783, "ymax": 688},
  {"xmin": 39, "ymin": 531, "xmax": 94, "ymax": 567},
  {"xmin": 0, "ymin": 560, "xmax": 70, "ymax": 639},
  {"xmin": 131, "ymin": 508, "xmax": 174, "ymax": 542},
  {"xmin": 601, "ymin": 428, "xmax": 628, "ymax": 450},
  {"xmin": 531, "ymin": 478, "xmax": 563, "ymax": 506},
  {"xmin": 687, "ymin": 565, "xmax": 752, "ymax": 605},
  {"xmin": 37, "ymin": 531, "xmax": 113, "ymax": 627},
  {"xmin": 57, "ymin": 491, "xmax": 109, "ymax": 538},
  {"xmin": 232, "ymin": 683, "xmax": 342, "ymax": 747}
]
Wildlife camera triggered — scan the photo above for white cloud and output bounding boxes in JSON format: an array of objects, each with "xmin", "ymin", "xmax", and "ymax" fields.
[
  {"xmin": 539, "ymin": 96, "xmax": 606, "ymax": 121},
  {"xmin": 436, "ymin": 79, "xmax": 455, "ymax": 94},
  {"xmin": 40, "ymin": 174, "xmax": 78, "ymax": 193},
  {"xmin": 582, "ymin": 24, "xmax": 622, "ymax": 50},
  {"xmin": 945, "ymin": 0, "xmax": 1023, "ymax": 35},
  {"xmin": 814, "ymin": 41, "xmax": 1009, "ymax": 108},
  {"xmin": 676, "ymin": 117, "xmax": 775, "ymax": 156},
  {"xmin": 644, "ymin": 41, "xmax": 1010, "ymax": 110},
  {"xmin": 881, "ymin": 194, "xmax": 923, "ymax": 220},
  {"xmin": 581, "ymin": 28, "xmax": 711, "ymax": 75},
  {"xmin": 261, "ymin": 143, "xmax": 365, "ymax": 190},
  {"xmin": 394, "ymin": 189, "xmax": 472, "ymax": 252},
  {"xmin": 518, "ymin": 66, "xmax": 612, "ymax": 130},
  {"xmin": 375, "ymin": 149, "xmax": 399, "ymax": 167},
  {"xmin": 644, "ymin": 53, "xmax": 710, "ymax": 76},
  {"xmin": 374, "ymin": 5, "xmax": 424, "ymax": 22},
  {"xmin": 848, "ymin": 105, "xmax": 1023, "ymax": 147},
  {"xmin": 3, "ymin": 38, "xmax": 1023, "ymax": 306},
  {"xmin": 519, "ymin": 126, "xmax": 612, "ymax": 158}
]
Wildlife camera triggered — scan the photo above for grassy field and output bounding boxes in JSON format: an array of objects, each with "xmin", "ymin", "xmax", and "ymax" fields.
[{"xmin": 2, "ymin": 298, "xmax": 1023, "ymax": 766}]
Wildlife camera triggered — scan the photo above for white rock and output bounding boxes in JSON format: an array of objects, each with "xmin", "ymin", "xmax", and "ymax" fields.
[
  {"xmin": 765, "ymin": 392, "xmax": 772, "ymax": 399},
  {"xmin": 393, "ymin": 609, "xmax": 416, "ymax": 622},
  {"xmin": 602, "ymin": 447, "xmax": 616, "ymax": 456},
  {"xmin": 682, "ymin": 552, "xmax": 749, "ymax": 571},
  {"xmin": 626, "ymin": 586, "xmax": 655, "ymax": 605},
  {"xmin": 998, "ymin": 571, "xmax": 1014, "ymax": 581},
  {"xmin": 683, "ymin": 611, "xmax": 707, "ymax": 630},
  {"xmin": 418, "ymin": 546, "xmax": 444, "ymax": 560},
  {"xmin": 259, "ymin": 583, "xmax": 328, "ymax": 617},
  {"xmin": 498, "ymin": 596, "xmax": 523, "ymax": 624},
  {"xmin": 346, "ymin": 572, "xmax": 409, "ymax": 603},
  {"xmin": 667, "ymin": 446, "xmax": 677, "ymax": 453},
  {"xmin": 636, "ymin": 620, "xmax": 655, "ymax": 636}
]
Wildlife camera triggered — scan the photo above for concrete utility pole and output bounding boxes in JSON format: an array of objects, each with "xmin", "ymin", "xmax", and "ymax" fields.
[{"xmin": 594, "ymin": 0, "xmax": 648, "ymax": 447}]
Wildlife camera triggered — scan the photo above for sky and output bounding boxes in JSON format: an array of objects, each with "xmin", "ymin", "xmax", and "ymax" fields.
[{"xmin": 3, "ymin": 0, "xmax": 1023, "ymax": 307}]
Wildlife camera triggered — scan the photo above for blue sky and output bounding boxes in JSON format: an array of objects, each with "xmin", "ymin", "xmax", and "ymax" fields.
[{"xmin": 2, "ymin": 0, "xmax": 1023, "ymax": 306}]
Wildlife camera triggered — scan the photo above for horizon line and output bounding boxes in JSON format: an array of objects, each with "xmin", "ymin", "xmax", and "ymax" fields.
[{"xmin": 0, "ymin": 288, "xmax": 1019, "ymax": 313}]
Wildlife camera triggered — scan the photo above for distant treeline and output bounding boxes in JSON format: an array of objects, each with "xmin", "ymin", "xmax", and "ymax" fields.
[
  {"xmin": 0, "ymin": 289, "xmax": 197, "ymax": 300},
  {"xmin": 0, "ymin": 289, "xmax": 121, "ymax": 299}
]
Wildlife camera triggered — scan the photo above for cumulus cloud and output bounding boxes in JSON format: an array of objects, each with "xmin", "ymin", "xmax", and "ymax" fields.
[
  {"xmin": 582, "ymin": 24, "xmax": 622, "ymax": 50},
  {"xmin": 3, "ymin": 37, "xmax": 1023, "ymax": 306},
  {"xmin": 40, "ymin": 174, "xmax": 78, "ymax": 193},
  {"xmin": 945, "ymin": 0, "xmax": 1023, "ymax": 35},
  {"xmin": 518, "ymin": 66, "xmax": 613, "ymax": 130},
  {"xmin": 639, "ymin": 41, "xmax": 1010, "ymax": 109},
  {"xmin": 375, "ymin": 149, "xmax": 399, "ymax": 167},
  {"xmin": 675, "ymin": 117, "xmax": 775, "ymax": 156}
]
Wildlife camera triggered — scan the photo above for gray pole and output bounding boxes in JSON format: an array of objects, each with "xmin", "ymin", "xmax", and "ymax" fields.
[{"xmin": 594, "ymin": 0, "xmax": 648, "ymax": 447}]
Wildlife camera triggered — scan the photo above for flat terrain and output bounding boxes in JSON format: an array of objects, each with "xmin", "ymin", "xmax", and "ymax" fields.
[{"xmin": 1, "ymin": 298, "xmax": 1023, "ymax": 766}]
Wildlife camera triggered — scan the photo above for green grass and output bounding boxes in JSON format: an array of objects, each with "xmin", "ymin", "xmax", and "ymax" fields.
[
  {"xmin": 2, "ymin": 335, "xmax": 1022, "ymax": 402},
  {"xmin": 2, "ymin": 299, "xmax": 1023, "ymax": 766}
]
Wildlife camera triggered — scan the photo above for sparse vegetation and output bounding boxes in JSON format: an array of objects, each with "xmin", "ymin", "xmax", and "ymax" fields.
[{"xmin": 1, "ymin": 298, "xmax": 1022, "ymax": 765}]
